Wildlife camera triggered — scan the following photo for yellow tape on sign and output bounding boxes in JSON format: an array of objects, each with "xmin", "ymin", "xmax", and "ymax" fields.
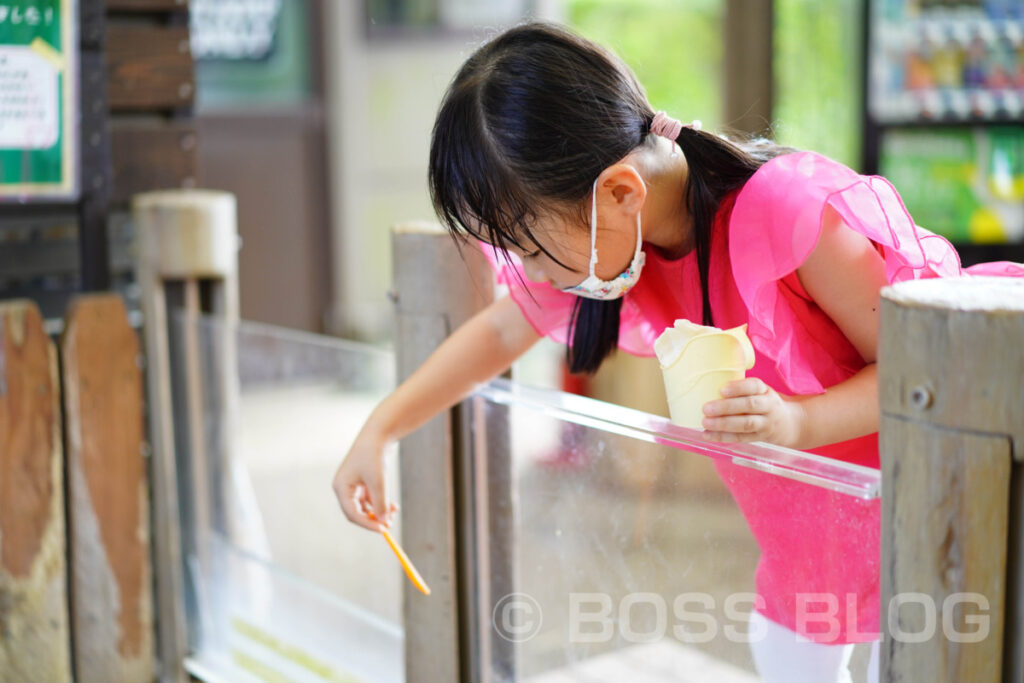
[{"xmin": 29, "ymin": 37, "xmax": 65, "ymax": 71}]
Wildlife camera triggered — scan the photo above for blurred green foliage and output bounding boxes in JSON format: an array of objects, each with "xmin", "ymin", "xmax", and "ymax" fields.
[
  {"xmin": 774, "ymin": 0, "xmax": 862, "ymax": 168},
  {"xmin": 567, "ymin": 0, "xmax": 724, "ymax": 128},
  {"xmin": 566, "ymin": 0, "xmax": 862, "ymax": 168}
]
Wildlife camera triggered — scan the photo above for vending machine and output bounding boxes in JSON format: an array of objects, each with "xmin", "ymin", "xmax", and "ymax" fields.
[{"xmin": 862, "ymin": 0, "xmax": 1024, "ymax": 265}]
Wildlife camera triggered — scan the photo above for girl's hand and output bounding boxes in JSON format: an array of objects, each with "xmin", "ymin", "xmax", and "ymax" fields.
[
  {"xmin": 701, "ymin": 378, "xmax": 806, "ymax": 448},
  {"xmin": 333, "ymin": 426, "xmax": 398, "ymax": 533}
]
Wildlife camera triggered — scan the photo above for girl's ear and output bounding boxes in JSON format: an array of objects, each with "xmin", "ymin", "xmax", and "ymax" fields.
[{"xmin": 597, "ymin": 163, "xmax": 647, "ymax": 216}]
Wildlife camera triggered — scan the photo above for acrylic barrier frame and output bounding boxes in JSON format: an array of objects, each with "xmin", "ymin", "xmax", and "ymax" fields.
[
  {"xmin": 475, "ymin": 378, "xmax": 881, "ymax": 501},
  {"xmin": 168, "ymin": 309, "xmax": 884, "ymax": 683},
  {"xmin": 461, "ymin": 376, "xmax": 882, "ymax": 683}
]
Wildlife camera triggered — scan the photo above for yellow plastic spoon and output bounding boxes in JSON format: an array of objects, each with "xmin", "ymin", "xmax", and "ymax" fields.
[{"xmin": 361, "ymin": 502, "xmax": 431, "ymax": 596}]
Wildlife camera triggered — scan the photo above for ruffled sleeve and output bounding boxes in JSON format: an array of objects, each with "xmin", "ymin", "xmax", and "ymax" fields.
[
  {"xmin": 728, "ymin": 150, "xmax": 1023, "ymax": 395},
  {"xmin": 479, "ymin": 241, "xmax": 577, "ymax": 345}
]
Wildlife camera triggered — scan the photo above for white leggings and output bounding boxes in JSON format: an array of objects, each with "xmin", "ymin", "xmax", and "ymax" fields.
[{"xmin": 747, "ymin": 610, "xmax": 879, "ymax": 683}]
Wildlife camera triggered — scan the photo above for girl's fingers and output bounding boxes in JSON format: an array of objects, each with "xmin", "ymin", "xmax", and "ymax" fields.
[
  {"xmin": 337, "ymin": 483, "xmax": 383, "ymax": 533},
  {"xmin": 702, "ymin": 414, "xmax": 766, "ymax": 434},
  {"xmin": 357, "ymin": 491, "xmax": 400, "ymax": 528},
  {"xmin": 704, "ymin": 394, "xmax": 770, "ymax": 417},
  {"xmin": 701, "ymin": 430, "xmax": 759, "ymax": 444},
  {"xmin": 366, "ymin": 479, "xmax": 390, "ymax": 526},
  {"xmin": 719, "ymin": 378, "xmax": 768, "ymax": 398}
]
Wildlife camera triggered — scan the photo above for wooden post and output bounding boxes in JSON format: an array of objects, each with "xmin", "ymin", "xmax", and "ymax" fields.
[
  {"xmin": 0, "ymin": 301, "xmax": 72, "ymax": 682},
  {"xmin": 724, "ymin": 0, "xmax": 774, "ymax": 136},
  {"xmin": 134, "ymin": 189, "xmax": 239, "ymax": 683},
  {"xmin": 391, "ymin": 225, "xmax": 498, "ymax": 682},
  {"xmin": 879, "ymin": 276, "xmax": 1024, "ymax": 682},
  {"xmin": 60, "ymin": 294, "xmax": 154, "ymax": 682}
]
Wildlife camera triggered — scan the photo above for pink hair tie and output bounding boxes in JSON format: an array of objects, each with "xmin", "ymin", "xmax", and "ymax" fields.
[{"xmin": 650, "ymin": 111, "xmax": 701, "ymax": 140}]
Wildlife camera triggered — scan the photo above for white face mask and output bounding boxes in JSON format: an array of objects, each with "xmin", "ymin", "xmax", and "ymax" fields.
[{"xmin": 560, "ymin": 178, "xmax": 646, "ymax": 300}]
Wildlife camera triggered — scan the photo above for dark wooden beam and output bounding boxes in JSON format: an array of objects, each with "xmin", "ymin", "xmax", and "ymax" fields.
[{"xmin": 79, "ymin": 6, "xmax": 113, "ymax": 291}]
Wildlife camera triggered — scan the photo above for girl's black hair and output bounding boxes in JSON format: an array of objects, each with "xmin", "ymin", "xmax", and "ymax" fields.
[{"xmin": 429, "ymin": 21, "xmax": 796, "ymax": 374}]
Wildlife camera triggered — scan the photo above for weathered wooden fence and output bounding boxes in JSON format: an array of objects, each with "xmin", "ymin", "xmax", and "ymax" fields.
[
  {"xmin": 3, "ymin": 217, "xmax": 1022, "ymax": 683},
  {"xmin": 1, "ymin": 188, "xmax": 236, "ymax": 683},
  {"xmin": 62, "ymin": 295, "xmax": 154, "ymax": 682},
  {"xmin": 879, "ymin": 276, "xmax": 1024, "ymax": 682},
  {"xmin": 0, "ymin": 300, "xmax": 71, "ymax": 681},
  {"xmin": 0, "ymin": 295, "xmax": 152, "ymax": 683}
]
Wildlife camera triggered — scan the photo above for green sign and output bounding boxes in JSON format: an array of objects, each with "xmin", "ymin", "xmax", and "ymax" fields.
[
  {"xmin": 881, "ymin": 126, "xmax": 1024, "ymax": 244},
  {"xmin": 0, "ymin": 0, "xmax": 76, "ymax": 200}
]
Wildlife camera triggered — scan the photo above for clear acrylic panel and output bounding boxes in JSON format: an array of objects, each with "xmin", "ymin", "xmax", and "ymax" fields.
[
  {"xmin": 170, "ymin": 312, "xmax": 403, "ymax": 683},
  {"xmin": 472, "ymin": 379, "xmax": 882, "ymax": 683},
  {"xmin": 169, "ymin": 309, "xmax": 883, "ymax": 683}
]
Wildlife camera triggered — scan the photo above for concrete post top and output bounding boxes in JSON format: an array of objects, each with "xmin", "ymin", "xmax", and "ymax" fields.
[
  {"xmin": 882, "ymin": 276, "xmax": 1024, "ymax": 313},
  {"xmin": 131, "ymin": 189, "xmax": 237, "ymax": 211},
  {"xmin": 392, "ymin": 221, "xmax": 446, "ymax": 236},
  {"xmin": 132, "ymin": 189, "xmax": 239, "ymax": 278}
]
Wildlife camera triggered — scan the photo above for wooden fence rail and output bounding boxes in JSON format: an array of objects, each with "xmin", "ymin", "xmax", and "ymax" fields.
[
  {"xmin": 61, "ymin": 295, "xmax": 154, "ymax": 682},
  {"xmin": 1, "ymin": 295, "xmax": 155, "ymax": 683},
  {"xmin": 0, "ymin": 301, "xmax": 71, "ymax": 682}
]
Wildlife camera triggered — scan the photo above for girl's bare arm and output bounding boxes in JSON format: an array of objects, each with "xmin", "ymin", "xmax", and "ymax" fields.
[
  {"xmin": 367, "ymin": 294, "xmax": 541, "ymax": 443},
  {"xmin": 334, "ymin": 294, "xmax": 541, "ymax": 530},
  {"xmin": 788, "ymin": 203, "xmax": 888, "ymax": 448}
]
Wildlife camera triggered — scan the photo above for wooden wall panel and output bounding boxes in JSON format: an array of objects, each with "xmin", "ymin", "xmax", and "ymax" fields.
[
  {"xmin": 197, "ymin": 112, "xmax": 329, "ymax": 331},
  {"xmin": 0, "ymin": 301, "xmax": 72, "ymax": 682},
  {"xmin": 112, "ymin": 121, "xmax": 197, "ymax": 205},
  {"xmin": 61, "ymin": 295, "xmax": 154, "ymax": 682},
  {"xmin": 107, "ymin": 25, "xmax": 194, "ymax": 111}
]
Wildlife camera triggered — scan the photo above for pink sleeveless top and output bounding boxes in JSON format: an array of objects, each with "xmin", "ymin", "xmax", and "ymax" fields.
[{"xmin": 480, "ymin": 150, "xmax": 1024, "ymax": 642}]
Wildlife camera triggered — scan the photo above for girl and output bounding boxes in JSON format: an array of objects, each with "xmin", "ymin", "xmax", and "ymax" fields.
[{"xmin": 333, "ymin": 21, "xmax": 1023, "ymax": 682}]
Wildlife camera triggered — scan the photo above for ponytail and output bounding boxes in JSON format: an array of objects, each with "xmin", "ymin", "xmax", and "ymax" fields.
[{"xmin": 566, "ymin": 297, "xmax": 623, "ymax": 374}]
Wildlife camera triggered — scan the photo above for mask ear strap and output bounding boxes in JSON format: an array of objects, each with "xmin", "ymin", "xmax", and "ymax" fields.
[
  {"xmin": 632, "ymin": 177, "xmax": 646, "ymax": 261},
  {"xmin": 633, "ymin": 211, "xmax": 643, "ymax": 260},
  {"xmin": 588, "ymin": 178, "xmax": 600, "ymax": 278}
]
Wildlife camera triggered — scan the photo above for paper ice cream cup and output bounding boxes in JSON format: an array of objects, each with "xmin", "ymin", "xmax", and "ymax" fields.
[
  {"xmin": 662, "ymin": 367, "xmax": 747, "ymax": 429},
  {"xmin": 654, "ymin": 320, "xmax": 756, "ymax": 430}
]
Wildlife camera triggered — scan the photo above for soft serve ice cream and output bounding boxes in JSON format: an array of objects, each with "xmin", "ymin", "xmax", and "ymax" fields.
[{"xmin": 654, "ymin": 320, "xmax": 756, "ymax": 430}]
